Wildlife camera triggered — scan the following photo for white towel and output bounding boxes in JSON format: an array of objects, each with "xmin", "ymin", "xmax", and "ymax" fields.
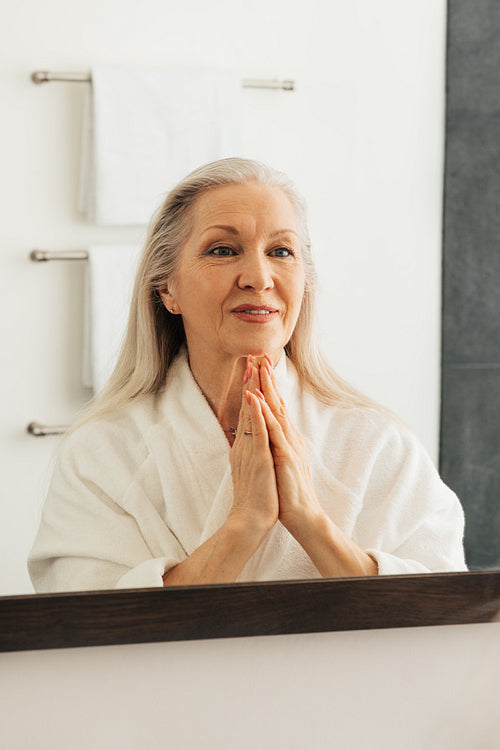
[
  {"xmin": 79, "ymin": 66, "xmax": 243, "ymax": 226},
  {"xmin": 82, "ymin": 245, "xmax": 142, "ymax": 393}
]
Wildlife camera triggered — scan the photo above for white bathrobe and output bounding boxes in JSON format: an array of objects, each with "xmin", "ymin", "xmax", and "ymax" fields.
[{"xmin": 28, "ymin": 352, "xmax": 466, "ymax": 592}]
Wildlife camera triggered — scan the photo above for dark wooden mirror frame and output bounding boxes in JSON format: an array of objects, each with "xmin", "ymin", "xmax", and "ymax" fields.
[
  {"xmin": 2, "ymin": 571, "xmax": 500, "ymax": 653},
  {"xmin": 3, "ymin": 2, "xmax": 499, "ymax": 656}
]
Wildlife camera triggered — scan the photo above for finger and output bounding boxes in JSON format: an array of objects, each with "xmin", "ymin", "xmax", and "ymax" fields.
[
  {"xmin": 259, "ymin": 359, "xmax": 301, "ymax": 446},
  {"xmin": 247, "ymin": 390, "xmax": 270, "ymax": 442},
  {"xmin": 236, "ymin": 388, "xmax": 268, "ymax": 442},
  {"xmin": 259, "ymin": 359, "xmax": 289, "ymax": 430},
  {"xmin": 234, "ymin": 384, "xmax": 252, "ymax": 444},
  {"xmin": 235, "ymin": 356, "xmax": 265, "ymax": 446},
  {"xmin": 254, "ymin": 389, "xmax": 290, "ymax": 455},
  {"xmin": 243, "ymin": 388, "xmax": 253, "ymax": 434},
  {"xmin": 242, "ymin": 355, "xmax": 252, "ymax": 386},
  {"xmin": 244, "ymin": 355, "xmax": 262, "ymax": 395},
  {"xmin": 259, "ymin": 359, "xmax": 278, "ymax": 407}
]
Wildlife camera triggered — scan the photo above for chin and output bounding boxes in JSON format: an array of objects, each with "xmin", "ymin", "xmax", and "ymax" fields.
[
  {"xmin": 224, "ymin": 333, "xmax": 285, "ymax": 362},
  {"xmin": 237, "ymin": 344, "xmax": 283, "ymax": 361}
]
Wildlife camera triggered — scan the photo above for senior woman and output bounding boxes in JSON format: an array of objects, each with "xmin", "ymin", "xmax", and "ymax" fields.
[{"xmin": 28, "ymin": 158, "xmax": 466, "ymax": 592}]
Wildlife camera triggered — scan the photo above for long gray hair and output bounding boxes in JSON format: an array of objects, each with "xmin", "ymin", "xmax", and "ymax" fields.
[{"xmin": 82, "ymin": 157, "xmax": 379, "ymax": 423}]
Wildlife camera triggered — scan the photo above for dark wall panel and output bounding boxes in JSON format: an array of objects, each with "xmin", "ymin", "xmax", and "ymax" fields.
[
  {"xmin": 440, "ymin": 0, "xmax": 500, "ymax": 569},
  {"xmin": 441, "ymin": 367, "xmax": 500, "ymax": 568}
]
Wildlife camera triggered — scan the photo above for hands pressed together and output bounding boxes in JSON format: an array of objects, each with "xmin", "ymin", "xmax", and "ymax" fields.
[
  {"xmin": 228, "ymin": 354, "xmax": 378, "ymax": 579},
  {"xmin": 163, "ymin": 354, "xmax": 378, "ymax": 586},
  {"xmin": 229, "ymin": 354, "xmax": 321, "ymax": 538}
]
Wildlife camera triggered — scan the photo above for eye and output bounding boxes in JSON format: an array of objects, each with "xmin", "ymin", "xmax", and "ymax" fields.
[
  {"xmin": 209, "ymin": 246, "xmax": 236, "ymax": 257},
  {"xmin": 270, "ymin": 247, "xmax": 293, "ymax": 258}
]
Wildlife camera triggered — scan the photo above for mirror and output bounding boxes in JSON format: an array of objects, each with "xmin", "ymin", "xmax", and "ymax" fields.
[{"xmin": 1, "ymin": 1, "xmax": 500, "ymax": 649}]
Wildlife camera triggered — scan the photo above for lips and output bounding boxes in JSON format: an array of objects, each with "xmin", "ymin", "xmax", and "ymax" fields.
[
  {"xmin": 231, "ymin": 304, "xmax": 279, "ymax": 313},
  {"xmin": 231, "ymin": 304, "xmax": 279, "ymax": 322}
]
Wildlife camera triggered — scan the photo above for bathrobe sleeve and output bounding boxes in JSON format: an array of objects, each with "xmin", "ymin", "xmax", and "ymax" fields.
[
  {"xmin": 349, "ymin": 417, "xmax": 467, "ymax": 575},
  {"xmin": 28, "ymin": 420, "xmax": 187, "ymax": 593}
]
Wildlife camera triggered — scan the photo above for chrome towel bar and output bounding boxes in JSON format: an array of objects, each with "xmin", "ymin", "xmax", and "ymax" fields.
[
  {"xmin": 27, "ymin": 422, "xmax": 68, "ymax": 437},
  {"xmin": 31, "ymin": 71, "xmax": 295, "ymax": 90},
  {"xmin": 30, "ymin": 249, "xmax": 89, "ymax": 262}
]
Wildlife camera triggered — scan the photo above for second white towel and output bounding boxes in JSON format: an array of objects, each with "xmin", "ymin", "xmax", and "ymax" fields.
[
  {"xmin": 80, "ymin": 66, "xmax": 243, "ymax": 226},
  {"xmin": 83, "ymin": 245, "xmax": 142, "ymax": 394}
]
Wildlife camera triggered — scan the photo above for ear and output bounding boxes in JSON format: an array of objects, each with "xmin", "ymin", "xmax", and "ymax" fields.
[{"xmin": 158, "ymin": 285, "xmax": 178, "ymax": 314}]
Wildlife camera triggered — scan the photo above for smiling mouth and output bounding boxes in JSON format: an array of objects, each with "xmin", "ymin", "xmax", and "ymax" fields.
[
  {"xmin": 238, "ymin": 309, "xmax": 274, "ymax": 315},
  {"xmin": 231, "ymin": 305, "xmax": 279, "ymax": 322}
]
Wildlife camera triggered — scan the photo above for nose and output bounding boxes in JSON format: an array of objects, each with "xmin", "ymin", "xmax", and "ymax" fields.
[{"xmin": 236, "ymin": 253, "xmax": 274, "ymax": 292}]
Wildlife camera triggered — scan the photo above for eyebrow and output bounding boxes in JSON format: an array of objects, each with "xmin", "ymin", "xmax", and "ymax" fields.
[
  {"xmin": 201, "ymin": 225, "xmax": 300, "ymax": 238},
  {"xmin": 201, "ymin": 224, "xmax": 239, "ymax": 236}
]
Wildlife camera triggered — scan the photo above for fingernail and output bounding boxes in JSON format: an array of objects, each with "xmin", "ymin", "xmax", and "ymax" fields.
[
  {"xmin": 245, "ymin": 391, "xmax": 252, "ymax": 405},
  {"xmin": 243, "ymin": 357, "xmax": 252, "ymax": 383},
  {"xmin": 256, "ymin": 389, "xmax": 265, "ymax": 401},
  {"xmin": 264, "ymin": 354, "xmax": 273, "ymax": 368}
]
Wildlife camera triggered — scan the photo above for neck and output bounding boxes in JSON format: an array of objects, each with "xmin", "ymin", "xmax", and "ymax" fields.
[{"xmin": 188, "ymin": 352, "xmax": 248, "ymax": 432}]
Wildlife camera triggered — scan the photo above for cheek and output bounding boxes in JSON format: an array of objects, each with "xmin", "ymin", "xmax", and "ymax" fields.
[
  {"xmin": 177, "ymin": 271, "xmax": 231, "ymax": 320},
  {"xmin": 289, "ymin": 271, "xmax": 306, "ymax": 310},
  {"xmin": 202, "ymin": 269, "xmax": 233, "ymax": 302}
]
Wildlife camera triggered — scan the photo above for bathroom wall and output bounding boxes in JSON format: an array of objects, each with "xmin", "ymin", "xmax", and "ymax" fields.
[
  {"xmin": 0, "ymin": 0, "xmax": 446, "ymax": 594},
  {"xmin": 1, "ymin": 623, "xmax": 500, "ymax": 749}
]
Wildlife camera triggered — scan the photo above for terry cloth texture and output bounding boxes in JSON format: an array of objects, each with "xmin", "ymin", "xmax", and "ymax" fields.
[{"xmin": 29, "ymin": 351, "xmax": 466, "ymax": 592}]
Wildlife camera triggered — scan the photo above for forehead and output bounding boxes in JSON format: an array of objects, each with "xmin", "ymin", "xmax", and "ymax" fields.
[{"xmin": 189, "ymin": 181, "xmax": 298, "ymax": 234}]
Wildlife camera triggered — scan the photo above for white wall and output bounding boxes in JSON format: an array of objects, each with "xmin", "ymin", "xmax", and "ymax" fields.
[
  {"xmin": 0, "ymin": 0, "xmax": 446, "ymax": 595},
  {"xmin": 1, "ymin": 623, "xmax": 500, "ymax": 749}
]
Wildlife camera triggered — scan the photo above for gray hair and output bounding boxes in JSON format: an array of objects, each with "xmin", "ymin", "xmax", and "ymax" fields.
[{"xmin": 81, "ymin": 157, "xmax": 380, "ymax": 423}]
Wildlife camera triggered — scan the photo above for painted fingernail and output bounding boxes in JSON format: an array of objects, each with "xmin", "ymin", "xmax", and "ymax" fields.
[
  {"xmin": 256, "ymin": 389, "xmax": 265, "ymax": 402},
  {"xmin": 264, "ymin": 354, "xmax": 273, "ymax": 367},
  {"xmin": 245, "ymin": 390, "xmax": 252, "ymax": 405}
]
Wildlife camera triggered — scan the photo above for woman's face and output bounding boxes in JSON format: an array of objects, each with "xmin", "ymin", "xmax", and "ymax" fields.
[{"xmin": 161, "ymin": 181, "xmax": 306, "ymax": 369}]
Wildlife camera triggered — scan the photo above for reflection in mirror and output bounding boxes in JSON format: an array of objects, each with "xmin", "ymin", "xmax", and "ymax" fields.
[
  {"xmin": 27, "ymin": 161, "xmax": 467, "ymax": 593},
  {"xmin": 1, "ymin": 2, "xmax": 498, "ymax": 606}
]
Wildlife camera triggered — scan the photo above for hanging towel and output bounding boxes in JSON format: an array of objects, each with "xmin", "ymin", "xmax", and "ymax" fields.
[
  {"xmin": 79, "ymin": 66, "xmax": 243, "ymax": 226},
  {"xmin": 82, "ymin": 244, "xmax": 142, "ymax": 393}
]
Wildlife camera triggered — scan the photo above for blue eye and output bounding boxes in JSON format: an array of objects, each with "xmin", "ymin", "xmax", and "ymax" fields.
[
  {"xmin": 210, "ymin": 246, "xmax": 235, "ymax": 256},
  {"xmin": 271, "ymin": 247, "xmax": 292, "ymax": 257}
]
